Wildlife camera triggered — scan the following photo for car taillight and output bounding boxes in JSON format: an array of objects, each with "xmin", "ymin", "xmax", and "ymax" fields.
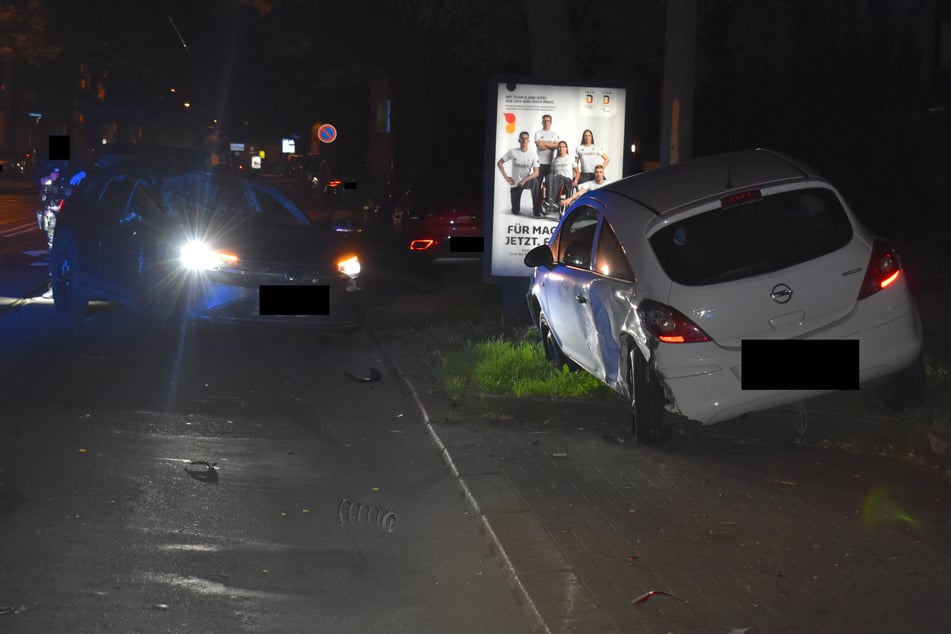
[
  {"xmin": 857, "ymin": 238, "xmax": 901, "ymax": 300},
  {"xmin": 409, "ymin": 239, "xmax": 438, "ymax": 251},
  {"xmin": 636, "ymin": 299, "xmax": 711, "ymax": 343}
]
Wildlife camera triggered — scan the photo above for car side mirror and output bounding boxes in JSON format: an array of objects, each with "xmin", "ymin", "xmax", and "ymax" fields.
[{"xmin": 524, "ymin": 244, "xmax": 554, "ymax": 269}]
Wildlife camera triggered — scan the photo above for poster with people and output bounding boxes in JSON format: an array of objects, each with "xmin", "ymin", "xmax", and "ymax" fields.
[{"xmin": 488, "ymin": 82, "xmax": 627, "ymax": 278}]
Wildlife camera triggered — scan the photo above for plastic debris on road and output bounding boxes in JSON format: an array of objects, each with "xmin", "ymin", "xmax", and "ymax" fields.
[
  {"xmin": 344, "ymin": 368, "xmax": 382, "ymax": 383},
  {"xmin": 184, "ymin": 460, "xmax": 219, "ymax": 484},
  {"xmin": 630, "ymin": 589, "xmax": 686, "ymax": 605},
  {"xmin": 928, "ymin": 431, "xmax": 949, "ymax": 456}
]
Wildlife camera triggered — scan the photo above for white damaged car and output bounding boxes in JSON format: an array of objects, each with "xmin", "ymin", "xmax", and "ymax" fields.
[{"xmin": 524, "ymin": 149, "xmax": 924, "ymax": 442}]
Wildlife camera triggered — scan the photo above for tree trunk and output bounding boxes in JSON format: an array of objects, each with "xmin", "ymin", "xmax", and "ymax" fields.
[{"xmin": 660, "ymin": 0, "xmax": 697, "ymax": 165}]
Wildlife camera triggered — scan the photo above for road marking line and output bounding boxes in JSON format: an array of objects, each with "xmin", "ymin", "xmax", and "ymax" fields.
[{"xmin": 1, "ymin": 222, "xmax": 38, "ymax": 238}]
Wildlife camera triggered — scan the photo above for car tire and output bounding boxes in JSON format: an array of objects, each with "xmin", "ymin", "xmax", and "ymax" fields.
[
  {"xmin": 49, "ymin": 233, "xmax": 89, "ymax": 315},
  {"xmin": 629, "ymin": 346, "xmax": 667, "ymax": 443},
  {"xmin": 878, "ymin": 354, "xmax": 927, "ymax": 411},
  {"xmin": 539, "ymin": 313, "xmax": 575, "ymax": 371}
]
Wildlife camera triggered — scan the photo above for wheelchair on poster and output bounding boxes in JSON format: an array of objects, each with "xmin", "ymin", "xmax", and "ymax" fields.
[{"xmin": 539, "ymin": 171, "xmax": 576, "ymax": 218}]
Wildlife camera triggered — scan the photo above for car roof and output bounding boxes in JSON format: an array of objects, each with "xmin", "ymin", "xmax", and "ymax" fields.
[{"xmin": 599, "ymin": 148, "xmax": 824, "ymax": 216}]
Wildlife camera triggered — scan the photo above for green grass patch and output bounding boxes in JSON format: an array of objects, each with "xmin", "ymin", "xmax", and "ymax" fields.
[
  {"xmin": 369, "ymin": 266, "xmax": 951, "ymax": 425},
  {"xmin": 432, "ymin": 333, "xmax": 612, "ymax": 399}
]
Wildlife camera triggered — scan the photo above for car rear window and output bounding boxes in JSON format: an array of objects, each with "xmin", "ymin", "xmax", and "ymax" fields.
[{"xmin": 649, "ymin": 187, "xmax": 853, "ymax": 286}]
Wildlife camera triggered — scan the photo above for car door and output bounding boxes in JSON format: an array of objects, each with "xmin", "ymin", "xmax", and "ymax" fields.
[
  {"xmin": 545, "ymin": 205, "xmax": 601, "ymax": 370},
  {"xmin": 58, "ymin": 171, "xmax": 113, "ymax": 284},
  {"xmin": 585, "ymin": 218, "xmax": 638, "ymax": 387},
  {"xmin": 97, "ymin": 175, "xmax": 150, "ymax": 303}
]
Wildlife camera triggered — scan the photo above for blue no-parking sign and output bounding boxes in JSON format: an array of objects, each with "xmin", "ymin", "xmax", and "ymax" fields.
[{"xmin": 317, "ymin": 124, "xmax": 337, "ymax": 143}]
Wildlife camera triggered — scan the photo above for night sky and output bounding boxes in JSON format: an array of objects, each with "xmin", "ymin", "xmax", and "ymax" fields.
[{"xmin": 7, "ymin": 0, "xmax": 950, "ymax": 222}]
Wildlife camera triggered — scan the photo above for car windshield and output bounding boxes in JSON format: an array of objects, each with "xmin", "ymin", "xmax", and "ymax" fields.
[
  {"xmin": 160, "ymin": 172, "xmax": 311, "ymax": 227},
  {"xmin": 649, "ymin": 187, "xmax": 853, "ymax": 286}
]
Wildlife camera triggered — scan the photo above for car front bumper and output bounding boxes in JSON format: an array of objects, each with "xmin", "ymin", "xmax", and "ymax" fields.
[{"xmin": 183, "ymin": 271, "xmax": 366, "ymax": 327}]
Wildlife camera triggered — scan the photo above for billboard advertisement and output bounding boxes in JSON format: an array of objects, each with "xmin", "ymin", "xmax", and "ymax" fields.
[{"xmin": 486, "ymin": 81, "xmax": 628, "ymax": 278}]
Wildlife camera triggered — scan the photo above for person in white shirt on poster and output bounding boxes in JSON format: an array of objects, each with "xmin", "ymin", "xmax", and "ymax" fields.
[
  {"xmin": 546, "ymin": 140, "xmax": 579, "ymax": 211},
  {"xmin": 497, "ymin": 131, "xmax": 542, "ymax": 216},
  {"xmin": 560, "ymin": 164, "xmax": 607, "ymax": 208},
  {"xmin": 533, "ymin": 114, "xmax": 560, "ymax": 182},
  {"xmin": 575, "ymin": 129, "xmax": 610, "ymax": 183}
]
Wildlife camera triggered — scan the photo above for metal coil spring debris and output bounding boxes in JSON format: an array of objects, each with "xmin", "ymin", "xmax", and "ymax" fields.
[{"xmin": 338, "ymin": 498, "xmax": 399, "ymax": 533}]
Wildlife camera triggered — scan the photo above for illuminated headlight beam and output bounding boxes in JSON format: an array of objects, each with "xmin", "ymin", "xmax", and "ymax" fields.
[
  {"xmin": 337, "ymin": 255, "xmax": 361, "ymax": 278},
  {"xmin": 180, "ymin": 240, "xmax": 239, "ymax": 271}
]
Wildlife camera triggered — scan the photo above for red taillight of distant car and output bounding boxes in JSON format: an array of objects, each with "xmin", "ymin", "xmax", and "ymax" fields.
[
  {"xmin": 857, "ymin": 238, "xmax": 902, "ymax": 300},
  {"xmin": 409, "ymin": 239, "xmax": 438, "ymax": 251},
  {"xmin": 637, "ymin": 299, "xmax": 711, "ymax": 343}
]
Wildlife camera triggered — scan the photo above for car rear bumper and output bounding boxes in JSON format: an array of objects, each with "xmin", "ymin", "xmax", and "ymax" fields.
[
  {"xmin": 402, "ymin": 240, "xmax": 483, "ymax": 265},
  {"xmin": 656, "ymin": 303, "xmax": 923, "ymax": 425}
]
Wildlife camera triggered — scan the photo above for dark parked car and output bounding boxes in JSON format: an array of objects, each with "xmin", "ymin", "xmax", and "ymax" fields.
[
  {"xmin": 391, "ymin": 181, "xmax": 484, "ymax": 264},
  {"xmin": 49, "ymin": 164, "xmax": 367, "ymax": 327}
]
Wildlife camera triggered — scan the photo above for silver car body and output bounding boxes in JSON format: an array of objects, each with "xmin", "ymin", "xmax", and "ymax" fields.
[{"xmin": 527, "ymin": 149, "xmax": 923, "ymax": 425}]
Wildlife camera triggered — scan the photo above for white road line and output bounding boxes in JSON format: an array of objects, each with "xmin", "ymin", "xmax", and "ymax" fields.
[{"xmin": 0, "ymin": 222, "xmax": 38, "ymax": 238}]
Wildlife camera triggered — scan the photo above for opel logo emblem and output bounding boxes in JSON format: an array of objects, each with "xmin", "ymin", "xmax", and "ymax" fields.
[{"xmin": 771, "ymin": 283, "xmax": 793, "ymax": 304}]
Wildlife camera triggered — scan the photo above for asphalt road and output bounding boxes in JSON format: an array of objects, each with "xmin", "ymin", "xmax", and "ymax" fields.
[
  {"xmin": 3, "ymin": 177, "xmax": 949, "ymax": 633},
  {"xmin": 0, "ymin": 185, "xmax": 534, "ymax": 632},
  {"xmin": 0, "ymin": 310, "xmax": 535, "ymax": 633}
]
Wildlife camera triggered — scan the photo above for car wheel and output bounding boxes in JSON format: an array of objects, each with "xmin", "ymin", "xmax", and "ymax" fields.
[
  {"xmin": 49, "ymin": 233, "xmax": 88, "ymax": 315},
  {"xmin": 628, "ymin": 346, "xmax": 667, "ymax": 443},
  {"xmin": 878, "ymin": 354, "xmax": 927, "ymax": 411},
  {"xmin": 539, "ymin": 313, "xmax": 575, "ymax": 371}
]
